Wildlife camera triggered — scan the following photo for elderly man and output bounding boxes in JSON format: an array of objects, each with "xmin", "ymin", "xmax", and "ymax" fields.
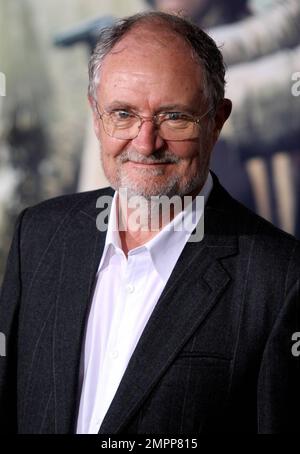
[{"xmin": 0, "ymin": 12, "xmax": 299, "ymax": 434}]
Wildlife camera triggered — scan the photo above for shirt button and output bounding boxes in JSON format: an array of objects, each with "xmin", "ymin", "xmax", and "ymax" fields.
[
  {"xmin": 110, "ymin": 350, "xmax": 119, "ymax": 359},
  {"xmin": 126, "ymin": 284, "xmax": 135, "ymax": 293}
]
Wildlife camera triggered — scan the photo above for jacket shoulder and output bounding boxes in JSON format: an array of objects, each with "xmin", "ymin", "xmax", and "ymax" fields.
[
  {"xmin": 16, "ymin": 187, "xmax": 114, "ymax": 252},
  {"xmin": 27, "ymin": 186, "xmax": 114, "ymax": 215},
  {"xmin": 209, "ymin": 174, "xmax": 300, "ymax": 283},
  {"xmin": 222, "ymin": 185, "xmax": 300, "ymax": 286},
  {"xmin": 211, "ymin": 174, "xmax": 298, "ymax": 245},
  {"xmin": 21, "ymin": 187, "xmax": 113, "ymax": 224}
]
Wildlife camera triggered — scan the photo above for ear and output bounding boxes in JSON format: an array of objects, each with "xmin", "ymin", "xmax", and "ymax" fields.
[
  {"xmin": 88, "ymin": 95, "xmax": 102, "ymax": 141},
  {"xmin": 212, "ymin": 98, "xmax": 232, "ymax": 141}
]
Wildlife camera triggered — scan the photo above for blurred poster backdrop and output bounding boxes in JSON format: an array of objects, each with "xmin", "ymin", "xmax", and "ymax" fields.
[{"xmin": 0, "ymin": 0, "xmax": 299, "ymax": 284}]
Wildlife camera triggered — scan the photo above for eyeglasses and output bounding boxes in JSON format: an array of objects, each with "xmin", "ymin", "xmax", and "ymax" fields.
[{"xmin": 94, "ymin": 102, "xmax": 213, "ymax": 141}]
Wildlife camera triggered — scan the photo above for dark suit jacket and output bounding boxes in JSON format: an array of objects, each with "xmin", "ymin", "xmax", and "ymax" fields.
[{"xmin": 0, "ymin": 173, "xmax": 299, "ymax": 434}]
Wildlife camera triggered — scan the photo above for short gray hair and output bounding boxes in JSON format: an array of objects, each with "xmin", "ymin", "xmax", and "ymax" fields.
[{"xmin": 88, "ymin": 12, "xmax": 226, "ymax": 109}]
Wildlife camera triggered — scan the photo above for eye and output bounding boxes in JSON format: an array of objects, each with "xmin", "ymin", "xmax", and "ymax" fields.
[
  {"xmin": 109, "ymin": 110, "xmax": 137, "ymax": 128},
  {"xmin": 164, "ymin": 112, "xmax": 189, "ymax": 121},
  {"xmin": 111, "ymin": 110, "xmax": 133, "ymax": 120},
  {"xmin": 166, "ymin": 112, "xmax": 181, "ymax": 121}
]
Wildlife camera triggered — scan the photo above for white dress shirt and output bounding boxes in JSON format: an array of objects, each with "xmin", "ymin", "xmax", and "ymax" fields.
[{"xmin": 76, "ymin": 173, "xmax": 213, "ymax": 434}]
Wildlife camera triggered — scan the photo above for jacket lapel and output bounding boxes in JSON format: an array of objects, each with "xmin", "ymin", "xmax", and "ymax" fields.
[
  {"xmin": 99, "ymin": 178, "xmax": 239, "ymax": 434},
  {"xmin": 53, "ymin": 189, "xmax": 113, "ymax": 433}
]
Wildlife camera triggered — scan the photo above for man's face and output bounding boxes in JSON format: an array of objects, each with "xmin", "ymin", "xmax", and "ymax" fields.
[
  {"xmin": 154, "ymin": 0, "xmax": 211, "ymax": 19},
  {"xmin": 91, "ymin": 25, "xmax": 230, "ymax": 199}
]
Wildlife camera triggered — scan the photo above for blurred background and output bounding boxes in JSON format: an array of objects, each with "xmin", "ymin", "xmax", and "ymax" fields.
[{"xmin": 0, "ymin": 0, "xmax": 299, "ymax": 284}]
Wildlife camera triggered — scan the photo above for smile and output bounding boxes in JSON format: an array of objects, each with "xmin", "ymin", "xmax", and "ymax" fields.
[{"xmin": 127, "ymin": 161, "xmax": 173, "ymax": 167}]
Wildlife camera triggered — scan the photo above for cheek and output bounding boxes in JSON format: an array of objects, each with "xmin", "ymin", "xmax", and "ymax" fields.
[
  {"xmin": 169, "ymin": 140, "xmax": 208, "ymax": 177},
  {"xmin": 100, "ymin": 130, "xmax": 128, "ymax": 159},
  {"xmin": 168, "ymin": 141, "xmax": 201, "ymax": 162}
]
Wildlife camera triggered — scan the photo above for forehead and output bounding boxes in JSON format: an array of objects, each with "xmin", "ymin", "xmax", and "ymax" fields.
[{"xmin": 97, "ymin": 24, "xmax": 206, "ymax": 108}]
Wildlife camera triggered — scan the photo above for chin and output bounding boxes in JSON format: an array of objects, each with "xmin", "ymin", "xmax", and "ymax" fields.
[{"xmin": 121, "ymin": 181, "xmax": 178, "ymax": 200}]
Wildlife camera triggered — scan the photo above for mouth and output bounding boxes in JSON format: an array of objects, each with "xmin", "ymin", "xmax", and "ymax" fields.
[{"xmin": 126, "ymin": 161, "xmax": 173, "ymax": 167}]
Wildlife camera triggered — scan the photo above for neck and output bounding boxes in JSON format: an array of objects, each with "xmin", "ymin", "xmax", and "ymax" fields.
[{"xmin": 117, "ymin": 184, "xmax": 205, "ymax": 255}]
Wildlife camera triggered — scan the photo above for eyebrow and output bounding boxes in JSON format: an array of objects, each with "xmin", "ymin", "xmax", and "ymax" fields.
[
  {"xmin": 156, "ymin": 104, "xmax": 196, "ymax": 113},
  {"xmin": 104, "ymin": 101, "xmax": 198, "ymax": 114},
  {"xmin": 104, "ymin": 101, "xmax": 137, "ymax": 111}
]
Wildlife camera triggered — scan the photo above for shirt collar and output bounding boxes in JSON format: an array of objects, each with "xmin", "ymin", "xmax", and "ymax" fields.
[
  {"xmin": 145, "ymin": 172, "xmax": 213, "ymax": 282},
  {"xmin": 99, "ymin": 172, "xmax": 213, "ymax": 281}
]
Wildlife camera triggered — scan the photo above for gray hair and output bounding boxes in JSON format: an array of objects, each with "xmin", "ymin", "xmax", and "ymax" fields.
[{"xmin": 88, "ymin": 12, "xmax": 226, "ymax": 109}]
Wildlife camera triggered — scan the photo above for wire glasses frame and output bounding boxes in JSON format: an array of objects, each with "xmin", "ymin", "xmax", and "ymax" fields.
[{"xmin": 94, "ymin": 101, "xmax": 214, "ymax": 141}]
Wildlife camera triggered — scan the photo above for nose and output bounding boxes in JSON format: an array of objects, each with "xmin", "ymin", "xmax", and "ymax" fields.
[{"xmin": 131, "ymin": 119, "xmax": 165, "ymax": 156}]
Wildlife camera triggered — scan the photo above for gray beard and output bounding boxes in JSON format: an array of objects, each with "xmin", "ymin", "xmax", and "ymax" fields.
[
  {"xmin": 107, "ymin": 164, "xmax": 207, "ymax": 202},
  {"xmin": 100, "ymin": 143, "xmax": 210, "ymax": 202}
]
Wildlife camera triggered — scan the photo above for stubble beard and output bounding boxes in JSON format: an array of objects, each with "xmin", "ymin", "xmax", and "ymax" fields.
[{"xmin": 100, "ymin": 148, "xmax": 209, "ymax": 202}]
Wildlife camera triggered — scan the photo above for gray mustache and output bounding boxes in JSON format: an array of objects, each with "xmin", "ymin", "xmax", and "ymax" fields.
[{"xmin": 119, "ymin": 150, "xmax": 180, "ymax": 164}]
